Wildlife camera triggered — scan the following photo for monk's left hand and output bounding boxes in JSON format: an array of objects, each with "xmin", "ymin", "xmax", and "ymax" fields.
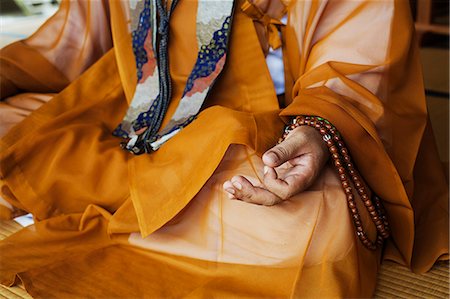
[{"xmin": 222, "ymin": 126, "xmax": 329, "ymax": 206}]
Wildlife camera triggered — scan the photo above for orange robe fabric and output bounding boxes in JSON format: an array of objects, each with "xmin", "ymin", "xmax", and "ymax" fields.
[{"xmin": 0, "ymin": 0, "xmax": 448, "ymax": 298}]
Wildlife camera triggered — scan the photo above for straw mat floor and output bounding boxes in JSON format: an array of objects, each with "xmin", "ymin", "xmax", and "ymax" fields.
[
  {"xmin": 0, "ymin": 219, "xmax": 448, "ymax": 298},
  {"xmin": 374, "ymin": 260, "xmax": 449, "ymax": 298}
]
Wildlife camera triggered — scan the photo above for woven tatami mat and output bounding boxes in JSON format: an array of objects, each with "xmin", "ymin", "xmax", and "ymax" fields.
[
  {"xmin": 0, "ymin": 219, "xmax": 449, "ymax": 299},
  {"xmin": 374, "ymin": 260, "xmax": 449, "ymax": 299}
]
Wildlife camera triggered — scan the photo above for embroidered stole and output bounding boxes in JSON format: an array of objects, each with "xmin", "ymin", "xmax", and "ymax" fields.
[{"xmin": 113, "ymin": 0, "xmax": 235, "ymax": 154}]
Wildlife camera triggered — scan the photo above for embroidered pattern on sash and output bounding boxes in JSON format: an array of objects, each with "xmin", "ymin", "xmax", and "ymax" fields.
[
  {"xmin": 157, "ymin": 16, "xmax": 231, "ymax": 137},
  {"xmin": 113, "ymin": 0, "xmax": 235, "ymax": 153},
  {"xmin": 113, "ymin": 0, "xmax": 159, "ymax": 138}
]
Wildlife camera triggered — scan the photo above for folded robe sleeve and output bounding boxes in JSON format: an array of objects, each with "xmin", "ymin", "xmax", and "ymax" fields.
[
  {"xmin": 281, "ymin": 0, "xmax": 448, "ymax": 272},
  {"xmin": 0, "ymin": 0, "xmax": 113, "ymax": 99}
]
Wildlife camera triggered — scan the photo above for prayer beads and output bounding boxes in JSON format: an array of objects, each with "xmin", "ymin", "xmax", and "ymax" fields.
[{"xmin": 280, "ymin": 115, "xmax": 390, "ymax": 250}]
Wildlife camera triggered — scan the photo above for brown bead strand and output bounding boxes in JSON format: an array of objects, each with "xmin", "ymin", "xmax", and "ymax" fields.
[
  {"xmin": 303, "ymin": 117, "xmax": 384, "ymax": 250},
  {"xmin": 279, "ymin": 116, "xmax": 390, "ymax": 250},
  {"xmin": 310, "ymin": 117, "xmax": 390, "ymax": 247},
  {"xmin": 305, "ymin": 116, "xmax": 390, "ymax": 239}
]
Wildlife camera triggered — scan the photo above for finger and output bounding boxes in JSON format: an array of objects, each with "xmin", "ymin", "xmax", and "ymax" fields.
[
  {"xmin": 263, "ymin": 167, "xmax": 292, "ymax": 200},
  {"xmin": 230, "ymin": 175, "xmax": 259, "ymax": 202},
  {"xmin": 229, "ymin": 175, "xmax": 283, "ymax": 206},
  {"xmin": 263, "ymin": 166, "xmax": 277, "ymax": 180},
  {"xmin": 223, "ymin": 180, "xmax": 237, "ymax": 199},
  {"xmin": 264, "ymin": 155, "xmax": 317, "ymax": 200},
  {"xmin": 262, "ymin": 130, "xmax": 306, "ymax": 168},
  {"xmin": 284, "ymin": 152, "xmax": 326, "ymax": 192}
]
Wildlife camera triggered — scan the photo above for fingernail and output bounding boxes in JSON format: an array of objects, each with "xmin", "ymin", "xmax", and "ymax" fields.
[
  {"xmin": 264, "ymin": 166, "xmax": 269, "ymax": 175},
  {"xmin": 232, "ymin": 182, "xmax": 242, "ymax": 190},
  {"xmin": 227, "ymin": 193, "xmax": 235, "ymax": 199},
  {"xmin": 225, "ymin": 188, "xmax": 235, "ymax": 195},
  {"xmin": 266, "ymin": 152, "xmax": 278, "ymax": 164}
]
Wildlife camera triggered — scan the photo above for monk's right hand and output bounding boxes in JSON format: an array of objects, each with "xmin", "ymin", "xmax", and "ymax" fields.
[{"xmin": 222, "ymin": 125, "xmax": 329, "ymax": 206}]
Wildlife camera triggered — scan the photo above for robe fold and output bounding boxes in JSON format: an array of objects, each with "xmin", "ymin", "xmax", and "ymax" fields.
[{"xmin": 0, "ymin": 0, "xmax": 448, "ymax": 297}]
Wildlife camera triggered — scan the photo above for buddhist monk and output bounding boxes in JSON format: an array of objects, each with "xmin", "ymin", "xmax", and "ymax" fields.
[{"xmin": 0, "ymin": 0, "xmax": 448, "ymax": 297}]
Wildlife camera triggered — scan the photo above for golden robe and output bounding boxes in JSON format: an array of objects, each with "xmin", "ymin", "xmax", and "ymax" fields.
[{"xmin": 0, "ymin": 0, "xmax": 448, "ymax": 298}]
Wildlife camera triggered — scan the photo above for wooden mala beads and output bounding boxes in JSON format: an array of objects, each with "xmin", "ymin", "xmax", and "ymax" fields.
[{"xmin": 280, "ymin": 116, "xmax": 390, "ymax": 250}]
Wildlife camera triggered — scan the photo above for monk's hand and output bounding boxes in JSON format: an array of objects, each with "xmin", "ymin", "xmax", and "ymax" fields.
[{"xmin": 222, "ymin": 126, "xmax": 329, "ymax": 206}]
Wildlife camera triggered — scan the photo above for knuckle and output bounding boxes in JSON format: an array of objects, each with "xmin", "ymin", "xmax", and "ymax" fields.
[
  {"xmin": 266, "ymin": 196, "xmax": 281, "ymax": 206},
  {"xmin": 243, "ymin": 191, "xmax": 255, "ymax": 203},
  {"xmin": 265, "ymin": 198, "xmax": 276, "ymax": 206},
  {"xmin": 274, "ymin": 145, "xmax": 290, "ymax": 159},
  {"xmin": 271, "ymin": 187, "xmax": 290, "ymax": 201}
]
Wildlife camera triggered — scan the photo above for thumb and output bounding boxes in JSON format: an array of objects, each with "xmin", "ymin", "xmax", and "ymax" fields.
[{"xmin": 262, "ymin": 133, "xmax": 304, "ymax": 167}]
